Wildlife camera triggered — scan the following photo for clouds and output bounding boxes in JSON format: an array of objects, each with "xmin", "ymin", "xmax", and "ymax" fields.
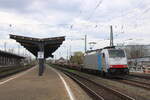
[
  {"xmin": 0, "ymin": 0, "xmax": 81, "ymax": 14},
  {"xmin": 0, "ymin": 0, "xmax": 35, "ymax": 13},
  {"xmin": 0, "ymin": 0, "xmax": 150, "ymax": 59},
  {"xmin": 0, "ymin": 0, "xmax": 82, "ymax": 25}
]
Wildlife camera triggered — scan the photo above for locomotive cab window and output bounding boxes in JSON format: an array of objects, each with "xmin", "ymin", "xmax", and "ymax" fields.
[{"xmin": 108, "ymin": 50, "xmax": 125, "ymax": 58}]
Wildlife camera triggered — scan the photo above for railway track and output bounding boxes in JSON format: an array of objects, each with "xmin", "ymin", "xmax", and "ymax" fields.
[
  {"xmin": 129, "ymin": 74, "xmax": 150, "ymax": 80},
  {"xmin": 115, "ymin": 78, "xmax": 150, "ymax": 91},
  {"xmin": 57, "ymin": 68, "xmax": 135, "ymax": 100}
]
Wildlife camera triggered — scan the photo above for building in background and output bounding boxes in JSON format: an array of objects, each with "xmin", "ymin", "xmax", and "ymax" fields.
[
  {"xmin": 117, "ymin": 45, "xmax": 150, "ymax": 73},
  {"xmin": 0, "ymin": 50, "xmax": 25, "ymax": 67}
]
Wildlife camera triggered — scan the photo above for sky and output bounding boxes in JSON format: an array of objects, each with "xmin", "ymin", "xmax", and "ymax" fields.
[{"xmin": 0, "ymin": 0, "xmax": 150, "ymax": 59}]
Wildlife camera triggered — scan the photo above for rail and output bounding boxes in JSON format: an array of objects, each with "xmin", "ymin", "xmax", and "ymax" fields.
[{"xmin": 55, "ymin": 66, "xmax": 135, "ymax": 100}]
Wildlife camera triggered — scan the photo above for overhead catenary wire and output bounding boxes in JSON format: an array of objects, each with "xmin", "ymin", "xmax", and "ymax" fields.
[
  {"xmin": 87, "ymin": 0, "xmax": 103, "ymax": 20},
  {"xmin": 0, "ymin": 0, "xmax": 148, "ymax": 37}
]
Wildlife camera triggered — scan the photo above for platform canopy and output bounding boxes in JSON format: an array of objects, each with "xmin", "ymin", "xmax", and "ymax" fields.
[{"xmin": 10, "ymin": 34, "xmax": 65, "ymax": 58}]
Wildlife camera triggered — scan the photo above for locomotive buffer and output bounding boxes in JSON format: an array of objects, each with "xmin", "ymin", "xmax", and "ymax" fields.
[{"xmin": 10, "ymin": 34, "xmax": 65, "ymax": 76}]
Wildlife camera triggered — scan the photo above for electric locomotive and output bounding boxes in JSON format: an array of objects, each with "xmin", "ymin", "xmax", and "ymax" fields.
[{"xmin": 83, "ymin": 46, "xmax": 129, "ymax": 77}]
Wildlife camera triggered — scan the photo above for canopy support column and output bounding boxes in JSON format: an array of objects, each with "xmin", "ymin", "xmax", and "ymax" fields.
[{"xmin": 38, "ymin": 43, "xmax": 45, "ymax": 76}]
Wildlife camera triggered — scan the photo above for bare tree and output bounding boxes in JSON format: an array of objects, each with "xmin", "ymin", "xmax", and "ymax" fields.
[{"xmin": 70, "ymin": 51, "xmax": 84, "ymax": 64}]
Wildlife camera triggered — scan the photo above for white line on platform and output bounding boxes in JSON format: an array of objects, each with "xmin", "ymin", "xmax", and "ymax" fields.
[
  {"xmin": 0, "ymin": 67, "xmax": 36, "ymax": 85},
  {"xmin": 49, "ymin": 67, "xmax": 75, "ymax": 100}
]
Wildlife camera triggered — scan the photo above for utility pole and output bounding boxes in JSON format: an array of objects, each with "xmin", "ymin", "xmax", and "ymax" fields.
[
  {"xmin": 4, "ymin": 42, "xmax": 6, "ymax": 51},
  {"xmin": 67, "ymin": 47, "xmax": 69, "ymax": 63},
  {"xmin": 18, "ymin": 45, "xmax": 20, "ymax": 55},
  {"xmin": 110, "ymin": 25, "xmax": 114, "ymax": 46},
  {"xmin": 85, "ymin": 35, "xmax": 87, "ymax": 53},
  {"xmin": 69, "ymin": 45, "xmax": 72, "ymax": 59}
]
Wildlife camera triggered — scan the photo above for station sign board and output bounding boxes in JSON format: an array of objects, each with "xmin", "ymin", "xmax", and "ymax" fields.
[{"xmin": 38, "ymin": 51, "xmax": 44, "ymax": 59}]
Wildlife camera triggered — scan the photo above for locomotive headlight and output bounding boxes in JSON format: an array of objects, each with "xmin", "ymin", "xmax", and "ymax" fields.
[{"xmin": 110, "ymin": 65, "xmax": 113, "ymax": 68}]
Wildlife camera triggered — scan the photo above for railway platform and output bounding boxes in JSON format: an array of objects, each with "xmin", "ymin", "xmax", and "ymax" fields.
[{"xmin": 0, "ymin": 65, "xmax": 91, "ymax": 100}]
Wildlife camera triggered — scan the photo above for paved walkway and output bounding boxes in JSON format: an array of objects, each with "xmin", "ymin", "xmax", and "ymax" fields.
[{"xmin": 0, "ymin": 65, "xmax": 91, "ymax": 100}]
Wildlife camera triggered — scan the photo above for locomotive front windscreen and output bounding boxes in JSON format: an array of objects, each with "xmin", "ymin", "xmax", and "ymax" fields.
[{"xmin": 108, "ymin": 49, "xmax": 125, "ymax": 58}]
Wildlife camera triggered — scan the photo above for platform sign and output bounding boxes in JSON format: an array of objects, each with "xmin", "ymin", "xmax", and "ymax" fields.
[{"xmin": 38, "ymin": 51, "xmax": 44, "ymax": 59}]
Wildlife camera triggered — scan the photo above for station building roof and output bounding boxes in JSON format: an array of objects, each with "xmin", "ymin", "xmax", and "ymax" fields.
[
  {"xmin": 10, "ymin": 34, "xmax": 65, "ymax": 58},
  {"xmin": 0, "ymin": 50, "xmax": 25, "ymax": 59}
]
